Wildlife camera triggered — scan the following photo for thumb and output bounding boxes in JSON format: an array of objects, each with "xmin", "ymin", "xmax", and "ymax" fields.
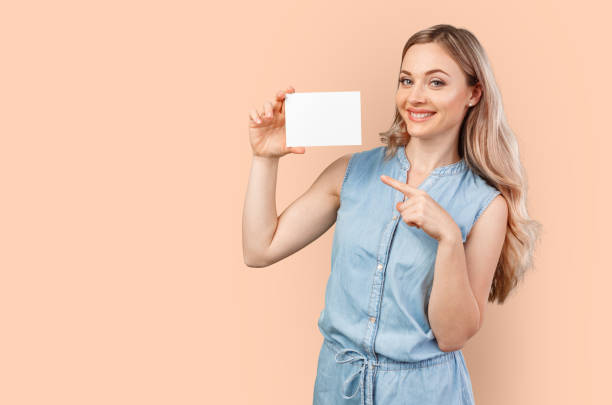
[{"xmin": 287, "ymin": 146, "xmax": 306, "ymax": 154}]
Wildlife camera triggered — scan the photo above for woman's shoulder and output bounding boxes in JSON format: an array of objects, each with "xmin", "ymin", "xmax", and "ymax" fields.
[
  {"xmin": 460, "ymin": 167, "xmax": 502, "ymax": 221},
  {"xmin": 461, "ymin": 164, "xmax": 500, "ymax": 194},
  {"xmin": 345, "ymin": 145, "xmax": 387, "ymax": 167},
  {"xmin": 331, "ymin": 146, "xmax": 387, "ymax": 198}
]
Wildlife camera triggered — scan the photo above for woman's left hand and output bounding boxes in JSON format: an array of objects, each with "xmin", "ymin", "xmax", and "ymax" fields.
[{"xmin": 380, "ymin": 174, "xmax": 460, "ymax": 242}]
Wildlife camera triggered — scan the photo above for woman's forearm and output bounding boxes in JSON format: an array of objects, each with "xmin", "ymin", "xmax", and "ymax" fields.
[
  {"xmin": 427, "ymin": 230, "xmax": 480, "ymax": 351},
  {"xmin": 242, "ymin": 155, "xmax": 280, "ymax": 266}
]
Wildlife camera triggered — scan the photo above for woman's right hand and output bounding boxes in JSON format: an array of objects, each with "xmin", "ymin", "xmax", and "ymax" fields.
[{"xmin": 248, "ymin": 86, "xmax": 306, "ymax": 158}]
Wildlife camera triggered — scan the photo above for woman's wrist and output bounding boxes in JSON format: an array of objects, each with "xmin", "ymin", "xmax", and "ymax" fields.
[{"xmin": 252, "ymin": 153, "xmax": 280, "ymax": 162}]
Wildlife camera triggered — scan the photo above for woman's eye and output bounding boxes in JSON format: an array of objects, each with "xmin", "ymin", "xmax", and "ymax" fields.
[
  {"xmin": 399, "ymin": 78, "xmax": 410, "ymax": 86},
  {"xmin": 398, "ymin": 78, "xmax": 445, "ymax": 87}
]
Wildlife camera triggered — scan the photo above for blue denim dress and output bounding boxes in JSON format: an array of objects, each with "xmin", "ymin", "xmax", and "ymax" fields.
[{"xmin": 313, "ymin": 145, "xmax": 501, "ymax": 405}]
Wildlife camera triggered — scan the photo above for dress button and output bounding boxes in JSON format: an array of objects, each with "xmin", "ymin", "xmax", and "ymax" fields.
[
  {"xmin": 377, "ymin": 264, "xmax": 383, "ymax": 270},
  {"xmin": 369, "ymin": 317, "xmax": 376, "ymax": 323}
]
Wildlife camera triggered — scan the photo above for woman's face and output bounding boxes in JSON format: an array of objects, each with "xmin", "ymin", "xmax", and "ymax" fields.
[{"xmin": 396, "ymin": 42, "xmax": 480, "ymax": 139}]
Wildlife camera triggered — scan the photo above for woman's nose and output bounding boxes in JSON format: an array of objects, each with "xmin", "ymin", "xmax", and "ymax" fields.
[{"xmin": 407, "ymin": 85, "xmax": 427, "ymax": 104}]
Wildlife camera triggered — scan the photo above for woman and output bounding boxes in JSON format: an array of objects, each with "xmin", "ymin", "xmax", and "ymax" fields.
[{"xmin": 243, "ymin": 24, "xmax": 541, "ymax": 405}]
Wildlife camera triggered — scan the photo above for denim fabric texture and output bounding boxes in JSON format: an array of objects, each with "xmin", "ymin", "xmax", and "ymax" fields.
[{"xmin": 313, "ymin": 145, "xmax": 500, "ymax": 405}]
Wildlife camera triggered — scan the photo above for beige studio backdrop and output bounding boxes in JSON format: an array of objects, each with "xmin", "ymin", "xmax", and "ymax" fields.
[{"xmin": 1, "ymin": 1, "xmax": 610, "ymax": 404}]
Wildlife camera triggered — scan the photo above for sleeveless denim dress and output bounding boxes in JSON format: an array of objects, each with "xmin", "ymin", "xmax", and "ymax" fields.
[{"xmin": 313, "ymin": 145, "xmax": 501, "ymax": 405}]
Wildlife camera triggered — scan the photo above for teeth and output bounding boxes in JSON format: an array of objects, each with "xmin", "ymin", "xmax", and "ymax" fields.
[{"xmin": 410, "ymin": 112, "xmax": 434, "ymax": 119}]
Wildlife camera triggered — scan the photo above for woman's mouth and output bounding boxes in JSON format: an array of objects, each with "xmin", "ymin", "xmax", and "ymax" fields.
[{"xmin": 408, "ymin": 111, "xmax": 436, "ymax": 122}]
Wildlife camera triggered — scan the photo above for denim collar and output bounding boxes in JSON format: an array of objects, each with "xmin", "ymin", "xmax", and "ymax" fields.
[{"xmin": 395, "ymin": 145, "xmax": 467, "ymax": 176}]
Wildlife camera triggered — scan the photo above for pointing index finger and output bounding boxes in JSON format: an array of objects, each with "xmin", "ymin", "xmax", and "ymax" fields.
[{"xmin": 380, "ymin": 174, "xmax": 418, "ymax": 196}]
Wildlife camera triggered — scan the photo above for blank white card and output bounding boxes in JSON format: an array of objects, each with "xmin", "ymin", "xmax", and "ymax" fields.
[{"xmin": 284, "ymin": 91, "xmax": 362, "ymax": 147}]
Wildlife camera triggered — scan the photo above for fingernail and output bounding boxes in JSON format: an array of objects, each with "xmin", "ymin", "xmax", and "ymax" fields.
[{"xmin": 257, "ymin": 118, "xmax": 261, "ymax": 123}]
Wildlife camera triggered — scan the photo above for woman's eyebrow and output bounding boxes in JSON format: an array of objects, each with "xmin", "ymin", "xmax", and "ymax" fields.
[{"xmin": 400, "ymin": 69, "xmax": 450, "ymax": 76}]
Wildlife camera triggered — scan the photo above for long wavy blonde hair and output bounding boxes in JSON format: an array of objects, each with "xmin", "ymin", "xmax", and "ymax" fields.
[{"xmin": 380, "ymin": 24, "xmax": 542, "ymax": 304}]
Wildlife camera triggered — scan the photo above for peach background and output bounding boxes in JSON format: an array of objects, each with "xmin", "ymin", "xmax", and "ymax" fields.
[{"xmin": 0, "ymin": 1, "xmax": 609, "ymax": 404}]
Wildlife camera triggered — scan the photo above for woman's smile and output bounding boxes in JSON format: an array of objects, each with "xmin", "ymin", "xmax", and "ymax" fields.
[{"xmin": 408, "ymin": 110, "xmax": 437, "ymax": 122}]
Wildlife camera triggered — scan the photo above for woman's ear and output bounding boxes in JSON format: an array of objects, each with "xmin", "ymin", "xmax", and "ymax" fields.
[{"xmin": 469, "ymin": 83, "xmax": 483, "ymax": 106}]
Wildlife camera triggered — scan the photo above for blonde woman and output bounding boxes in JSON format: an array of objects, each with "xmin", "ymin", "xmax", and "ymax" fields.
[{"xmin": 243, "ymin": 24, "xmax": 541, "ymax": 405}]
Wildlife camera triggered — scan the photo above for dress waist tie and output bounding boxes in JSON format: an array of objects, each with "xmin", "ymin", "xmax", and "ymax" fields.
[{"xmin": 334, "ymin": 348, "xmax": 376, "ymax": 405}]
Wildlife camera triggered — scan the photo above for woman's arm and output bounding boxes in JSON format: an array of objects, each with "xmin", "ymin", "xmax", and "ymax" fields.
[
  {"xmin": 427, "ymin": 195, "xmax": 508, "ymax": 350},
  {"xmin": 242, "ymin": 153, "xmax": 352, "ymax": 267}
]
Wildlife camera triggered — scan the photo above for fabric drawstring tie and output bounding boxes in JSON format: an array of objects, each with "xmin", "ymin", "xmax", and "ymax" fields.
[{"xmin": 334, "ymin": 348, "xmax": 376, "ymax": 405}]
